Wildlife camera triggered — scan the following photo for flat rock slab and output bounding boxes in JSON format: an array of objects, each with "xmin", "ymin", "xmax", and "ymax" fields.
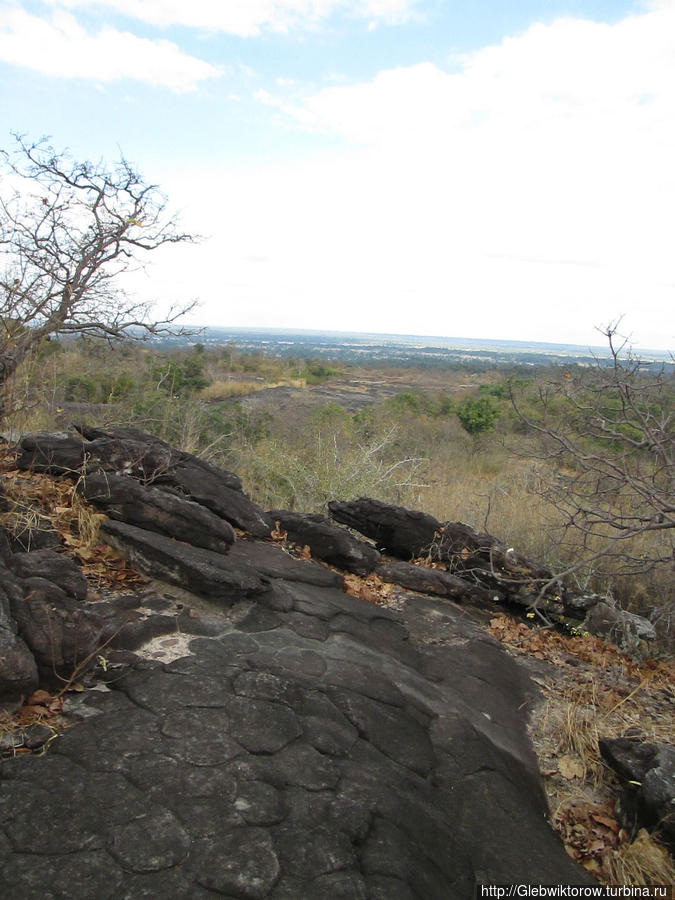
[{"xmin": 0, "ymin": 581, "xmax": 591, "ymax": 897}]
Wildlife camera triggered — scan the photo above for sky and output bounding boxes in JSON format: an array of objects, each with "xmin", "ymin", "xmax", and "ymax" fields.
[{"xmin": 1, "ymin": 0, "xmax": 674, "ymax": 350}]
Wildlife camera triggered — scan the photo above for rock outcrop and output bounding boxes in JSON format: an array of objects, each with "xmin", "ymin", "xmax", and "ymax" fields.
[
  {"xmin": 0, "ymin": 580, "xmax": 592, "ymax": 895},
  {"xmin": 0, "ymin": 426, "xmax": 659, "ymax": 895},
  {"xmin": 268, "ymin": 510, "xmax": 381, "ymax": 575},
  {"xmin": 599, "ymin": 738, "xmax": 675, "ymax": 848},
  {"xmin": 78, "ymin": 472, "xmax": 236, "ymax": 553}
]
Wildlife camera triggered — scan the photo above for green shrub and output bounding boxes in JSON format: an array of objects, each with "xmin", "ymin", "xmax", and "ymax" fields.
[
  {"xmin": 456, "ymin": 396, "xmax": 500, "ymax": 435},
  {"xmin": 64, "ymin": 375, "xmax": 96, "ymax": 402}
]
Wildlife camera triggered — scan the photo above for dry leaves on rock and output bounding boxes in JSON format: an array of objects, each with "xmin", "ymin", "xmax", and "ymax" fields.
[
  {"xmin": 1, "ymin": 452, "xmax": 145, "ymax": 588},
  {"xmin": 343, "ymin": 572, "xmax": 393, "ymax": 606},
  {"xmin": 0, "ymin": 690, "xmax": 67, "ymax": 756}
]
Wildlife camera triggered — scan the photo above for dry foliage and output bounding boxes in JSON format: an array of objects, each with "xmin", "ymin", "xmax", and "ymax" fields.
[
  {"xmin": 488, "ymin": 613, "xmax": 674, "ymax": 886},
  {"xmin": 343, "ymin": 571, "xmax": 394, "ymax": 606},
  {"xmin": 0, "ymin": 689, "xmax": 67, "ymax": 758},
  {"xmin": 200, "ymin": 378, "xmax": 306, "ymax": 400},
  {"xmin": 0, "ymin": 444, "xmax": 143, "ymax": 586}
]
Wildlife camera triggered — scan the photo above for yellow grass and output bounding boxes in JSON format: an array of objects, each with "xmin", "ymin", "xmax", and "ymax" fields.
[{"xmin": 200, "ymin": 377, "xmax": 306, "ymax": 400}]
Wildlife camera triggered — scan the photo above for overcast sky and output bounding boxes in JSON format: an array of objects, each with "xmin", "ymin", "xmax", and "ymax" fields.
[{"xmin": 1, "ymin": 0, "xmax": 673, "ymax": 349}]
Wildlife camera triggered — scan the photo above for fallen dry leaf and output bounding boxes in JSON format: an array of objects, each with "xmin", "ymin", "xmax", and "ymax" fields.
[
  {"xmin": 26, "ymin": 690, "xmax": 52, "ymax": 706},
  {"xmin": 590, "ymin": 812, "xmax": 620, "ymax": 833},
  {"xmin": 558, "ymin": 755, "xmax": 585, "ymax": 780}
]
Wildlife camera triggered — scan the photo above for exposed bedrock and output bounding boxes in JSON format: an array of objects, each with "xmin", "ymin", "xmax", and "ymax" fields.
[
  {"xmin": 328, "ymin": 497, "xmax": 551, "ymax": 583},
  {"xmin": 328, "ymin": 497, "xmax": 440, "ymax": 560},
  {"xmin": 0, "ymin": 551, "xmax": 102, "ymax": 695},
  {"xmin": 17, "ymin": 427, "xmax": 271, "ymax": 537},
  {"xmin": 0, "ymin": 574, "xmax": 39, "ymax": 699},
  {"xmin": 268, "ymin": 509, "xmax": 381, "ymax": 575},
  {"xmin": 0, "ymin": 428, "xmax": 658, "ymax": 894},
  {"xmin": 376, "ymin": 559, "xmax": 503, "ymax": 605},
  {"xmin": 99, "ymin": 520, "xmax": 270, "ymax": 600},
  {"xmin": 77, "ymin": 472, "xmax": 236, "ymax": 553},
  {"xmin": 0, "ymin": 582, "xmax": 593, "ymax": 896},
  {"xmin": 599, "ymin": 738, "xmax": 675, "ymax": 849}
]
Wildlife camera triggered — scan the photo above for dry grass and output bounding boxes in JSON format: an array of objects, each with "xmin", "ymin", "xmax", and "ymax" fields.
[
  {"xmin": 0, "ymin": 446, "xmax": 143, "ymax": 585},
  {"xmin": 489, "ymin": 615, "xmax": 675, "ymax": 886},
  {"xmin": 608, "ymin": 829, "xmax": 675, "ymax": 886},
  {"xmin": 419, "ymin": 451, "xmax": 561, "ymax": 565},
  {"xmin": 0, "ymin": 459, "xmax": 103, "ymax": 556},
  {"xmin": 200, "ymin": 377, "xmax": 306, "ymax": 401}
]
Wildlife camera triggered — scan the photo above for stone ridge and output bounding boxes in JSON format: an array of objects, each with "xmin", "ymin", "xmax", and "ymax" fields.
[
  {"xmin": 0, "ymin": 582, "xmax": 591, "ymax": 897},
  {"xmin": 0, "ymin": 427, "xmax": 603, "ymax": 895}
]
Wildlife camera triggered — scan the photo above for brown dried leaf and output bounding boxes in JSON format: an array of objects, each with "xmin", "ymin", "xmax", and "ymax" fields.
[
  {"xmin": 26, "ymin": 690, "xmax": 52, "ymax": 706},
  {"xmin": 590, "ymin": 813, "xmax": 620, "ymax": 833},
  {"xmin": 558, "ymin": 755, "xmax": 585, "ymax": 780}
]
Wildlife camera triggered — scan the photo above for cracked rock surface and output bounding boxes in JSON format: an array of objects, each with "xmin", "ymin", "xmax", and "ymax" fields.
[
  {"xmin": 0, "ymin": 580, "xmax": 590, "ymax": 897},
  {"xmin": 0, "ymin": 429, "xmax": 596, "ymax": 896}
]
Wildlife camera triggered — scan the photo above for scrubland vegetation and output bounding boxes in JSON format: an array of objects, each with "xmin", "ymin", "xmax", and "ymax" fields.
[{"xmin": 4, "ymin": 332, "xmax": 673, "ymax": 643}]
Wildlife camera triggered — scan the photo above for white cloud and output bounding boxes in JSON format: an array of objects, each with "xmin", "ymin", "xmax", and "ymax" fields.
[
  {"xmin": 104, "ymin": 3, "xmax": 675, "ymax": 349},
  {"xmin": 0, "ymin": 8, "xmax": 221, "ymax": 89},
  {"xmin": 233, "ymin": 5, "xmax": 673, "ymax": 347},
  {"xmin": 46, "ymin": 0, "xmax": 420, "ymax": 35}
]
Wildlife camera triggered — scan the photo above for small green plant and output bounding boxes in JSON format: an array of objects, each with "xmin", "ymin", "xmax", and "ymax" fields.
[{"xmin": 456, "ymin": 396, "xmax": 500, "ymax": 435}]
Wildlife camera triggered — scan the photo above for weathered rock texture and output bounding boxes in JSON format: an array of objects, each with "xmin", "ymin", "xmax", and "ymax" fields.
[
  {"xmin": 0, "ymin": 427, "xmax": 656, "ymax": 894},
  {"xmin": 17, "ymin": 426, "xmax": 271, "ymax": 537},
  {"xmin": 100, "ymin": 519, "xmax": 269, "ymax": 600},
  {"xmin": 599, "ymin": 738, "xmax": 675, "ymax": 848},
  {"xmin": 0, "ymin": 584, "xmax": 592, "ymax": 896},
  {"xmin": 329, "ymin": 498, "xmax": 552, "ymax": 598},
  {"xmin": 0, "ymin": 550, "xmax": 101, "ymax": 693},
  {"xmin": 0, "ymin": 574, "xmax": 38, "ymax": 698},
  {"xmin": 78, "ymin": 472, "xmax": 236, "ymax": 553},
  {"xmin": 268, "ymin": 510, "xmax": 381, "ymax": 575}
]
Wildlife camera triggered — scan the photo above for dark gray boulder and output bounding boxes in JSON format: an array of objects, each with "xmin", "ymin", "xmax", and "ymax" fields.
[
  {"xmin": 268, "ymin": 510, "xmax": 380, "ymax": 575},
  {"xmin": 599, "ymin": 738, "xmax": 675, "ymax": 847},
  {"xmin": 584, "ymin": 602, "xmax": 656, "ymax": 651},
  {"xmin": 18, "ymin": 428, "xmax": 271, "ymax": 538},
  {"xmin": 329, "ymin": 499, "xmax": 560, "ymax": 612},
  {"xmin": 77, "ymin": 472, "xmax": 236, "ymax": 553},
  {"xmin": 74, "ymin": 424, "xmax": 244, "ymax": 492},
  {"xmin": 9, "ymin": 576, "xmax": 104, "ymax": 676},
  {"xmin": 330, "ymin": 498, "xmax": 551, "ymax": 582},
  {"xmin": 328, "ymin": 497, "xmax": 440, "ymax": 559},
  {"xmin": 376, "ymin": 559, "xmax": 503, "ymax": 604},
  {"xmin": 16, "ymin": 432, "xmax": 87, "ymax": 475},
  {"xmin": 7, "ymin": 549, "xmax": 88, "ymax": 600},
  {"xmin": 100, "ymin": 520, "xmax": 270, "ymax": 600},
  {"xmin": 161, "ymin": 462, "xmax": 271, "ymax": 537},
  {"xmin": 74, "ymin": 426, "xmax": 269, "ymax": 534},
  {"xmin": 0, "ymin": 573, "xmax": 38, "ymax": 702}
]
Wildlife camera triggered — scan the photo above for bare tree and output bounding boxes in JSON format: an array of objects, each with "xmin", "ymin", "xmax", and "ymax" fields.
[
  {"xmin": 0, "ymin": 133, "xmax": 196, "ymax": 417},
  {"xmin": 511, "ymin": 323, "xmax": 673, "ymax": 591}
]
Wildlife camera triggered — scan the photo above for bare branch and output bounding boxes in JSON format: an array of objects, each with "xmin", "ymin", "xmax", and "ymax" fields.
[
  {"xmin": 0, "ymin": 134, "xmax": 198, "ymax": 417},
  {"xmin": 510, "ymin": 322, "xmax": 674, "ymax": 593}
]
